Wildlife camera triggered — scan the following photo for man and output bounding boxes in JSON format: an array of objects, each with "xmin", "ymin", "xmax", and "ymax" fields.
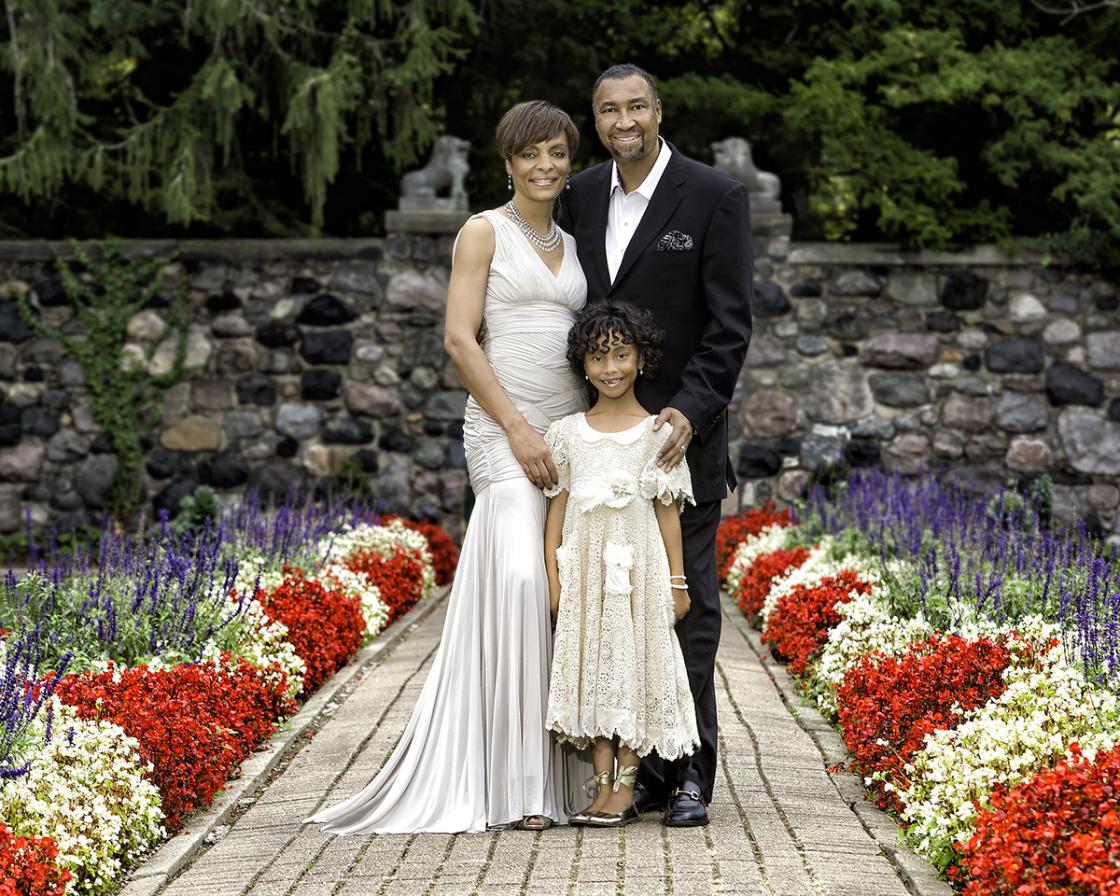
[{"xmin": 559, "ymin": 63, "xmax": 753, "ymax": 827}]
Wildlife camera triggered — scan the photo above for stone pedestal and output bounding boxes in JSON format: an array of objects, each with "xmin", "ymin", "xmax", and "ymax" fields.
[
  {"xmin": 751, "ymin": 212, "xmax": 793, "ymax": 239},
  {"xmin": 750, "ymin": 212, "xmax": 793, "ymax": 261},
  {"xmin": 384, "ymin": 209, "xmax": 472, "ymax": 234}
]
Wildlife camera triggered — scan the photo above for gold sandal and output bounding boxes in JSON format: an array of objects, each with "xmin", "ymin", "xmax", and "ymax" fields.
[
  {"xmin": 569, "ymin": 770, "xmax": 612, "ymax": 826},
  {"xmin": 587, "ymin": 765, "xmax": 641, "ymax": 827}
]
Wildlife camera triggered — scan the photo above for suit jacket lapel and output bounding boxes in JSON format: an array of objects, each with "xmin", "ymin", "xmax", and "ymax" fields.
[
  {"xmin": 610, "ymin": 151, "xmax": 686, "ymax": 291},
  {"xmin": 586, "ymin": 165, "xmax": 613, "ymax": 293}
]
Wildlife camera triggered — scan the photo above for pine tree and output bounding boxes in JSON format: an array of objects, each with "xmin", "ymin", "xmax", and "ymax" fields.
[{"xmin": 0, "ymin": 0, "xmax": 478, "ymax": 233}]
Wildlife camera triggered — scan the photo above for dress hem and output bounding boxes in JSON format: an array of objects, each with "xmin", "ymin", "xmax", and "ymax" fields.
[{"xmin": 546, "ymin": 721, "xmax": 698, "ymax": 762}]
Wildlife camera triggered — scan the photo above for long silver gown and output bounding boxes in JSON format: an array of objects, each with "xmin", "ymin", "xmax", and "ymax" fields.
[{"xmin": 307, "ymin": 209, "xmax": 589, "ymax": 833}]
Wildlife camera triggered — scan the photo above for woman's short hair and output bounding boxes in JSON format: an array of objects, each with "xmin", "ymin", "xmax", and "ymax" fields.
[{"xmin": 495, "ymin": 101, "xmax": 580, "ymax": 159}]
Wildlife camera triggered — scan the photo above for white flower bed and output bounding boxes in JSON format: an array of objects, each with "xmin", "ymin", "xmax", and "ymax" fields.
[
  {"xmin": 897, "ymin": 639, "xmax": 1120, "ymax": 870},
  {"xmin": 0, "ymin": 517, "xmax": 448, "ymax": 893},
  {"xmin": 321, "ymin": 520, "xmax": 438, "ymax": 599},
  {"xmin": 0, "ymin": 699, "xmax": 164, "ymax": 895},
  {"xmin": 195, "ymin": 595, "xmax": 307, "ymax": 699},
  {"xmin": 758, "ymin": 538, "xmax": 885, "ymax": 627},
  {"xmin": 725, "ymin": 523, "xmax": 790, "ymax": 602},
  {"xmin": 720, "ymin": 508, "xmax": 1120, "ymax": 883},
  {"xmin": 809, "ymin": 587, "xmax": 934, "ymax": 719},
  {"xmin": 314, "ymin": 563, "xmax": 390, "ymax": 638}
]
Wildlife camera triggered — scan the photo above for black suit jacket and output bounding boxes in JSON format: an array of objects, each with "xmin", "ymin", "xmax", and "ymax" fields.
[{"xmin": 558, "ymin": 143, "xmax": 754, "ymax": 503}]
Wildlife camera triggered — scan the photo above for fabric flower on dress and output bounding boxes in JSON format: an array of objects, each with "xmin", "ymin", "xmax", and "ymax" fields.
[{"xmin": 570, "ymin": 470, "xmax": 640, "ymax": 513}]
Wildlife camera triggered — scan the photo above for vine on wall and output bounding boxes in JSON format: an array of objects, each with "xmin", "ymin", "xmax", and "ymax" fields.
[{"xmin": 17, "ymin": 240, "xmax": 188, "ymax": 522}]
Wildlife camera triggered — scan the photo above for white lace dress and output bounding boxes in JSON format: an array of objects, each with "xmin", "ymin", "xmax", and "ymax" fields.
[{"xmin": 543, "ymin": 413, "xmax": 700, "ymax": 760}]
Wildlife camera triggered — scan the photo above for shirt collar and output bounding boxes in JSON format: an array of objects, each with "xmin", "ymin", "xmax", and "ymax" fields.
[{"xmin": 609, "ymin": 137, "xmax": 671, "ymax": 199}]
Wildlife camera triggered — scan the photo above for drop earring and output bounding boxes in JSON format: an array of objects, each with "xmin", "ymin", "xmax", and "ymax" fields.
[
  {"xmin": 638, "ymin": 367, "xmax": 644, "ymax": 376},
  {"xmin": 566, "ymin": 173, "xmax": 571, "ymax": 190},
  {"xmin": 507, "ymin": 173, "xmax": 512, "ymax": 191}
]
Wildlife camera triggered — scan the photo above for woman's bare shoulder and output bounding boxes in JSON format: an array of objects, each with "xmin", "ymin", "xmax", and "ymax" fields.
[{"xmin": 453, "ymin": 214, "xmax": 496, "ymax": 264}]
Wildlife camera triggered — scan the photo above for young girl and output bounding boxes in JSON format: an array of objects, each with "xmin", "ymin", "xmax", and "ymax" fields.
[{"xmin": 543, "ymin": 302, "xmax": 699, "ymax": 827}]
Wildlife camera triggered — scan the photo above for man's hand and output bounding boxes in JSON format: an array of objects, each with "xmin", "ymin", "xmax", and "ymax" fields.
[
  {"xmin": 508, "ymin": 420, "xmax": 559, "ymax": 488},
  {"xmin": 653, "ymin": 406, "xmax": 693, "ymax": 470}
]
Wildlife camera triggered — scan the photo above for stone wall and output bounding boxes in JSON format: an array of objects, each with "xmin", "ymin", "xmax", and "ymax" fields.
[
  {"xmin": 0, "ymin": 237, "xmax": 1117, "ymax": 541},
  {"xmin": 0, "ymin": 236, "xmax": 470, "ymax": 536},
  {"xmin": 732, "ymin": 241, "xmax": 1119, "ymax": 539}
]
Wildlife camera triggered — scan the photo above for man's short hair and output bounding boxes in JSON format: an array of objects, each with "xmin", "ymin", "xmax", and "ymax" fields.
[
  {"xmin": 494, "ymin": 101, "xmax": 580, "ymax": 159},
  {"xmin": 592, "ymin": 64, "xmax": 660, "ymax": 110}
]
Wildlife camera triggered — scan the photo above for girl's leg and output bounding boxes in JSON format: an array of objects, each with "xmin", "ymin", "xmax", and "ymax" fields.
[
  {"xmin": 601, "ymin": 742, "xmax": 639, "ymax": 814},
  {"xmin": 584, "ymin": 737, "xmax": 616, "ymax": 814}
]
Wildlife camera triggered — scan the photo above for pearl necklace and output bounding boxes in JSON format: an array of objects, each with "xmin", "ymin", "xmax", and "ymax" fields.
[{"xmin": 505, "ymin": 201, "xmax": 562, "ymax": 252}]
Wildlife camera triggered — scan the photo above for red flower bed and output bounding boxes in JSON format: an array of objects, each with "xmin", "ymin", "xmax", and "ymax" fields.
[
  {"xmin": 716, "ymin": 502, "xmax": 792, "ymax": 587},
  {"xmin": 736, "ymin": 546, "xmax": 811, "ymax": 618},
  {"xmin": 345, "ymin": 546, "xmax": 427, "ymax": 623},
  {"xmin": 0, "ymin": 824, "xmax": 70, "ymax": 896},
  {"xmin": 962, "ymin": 742, "xmax": 1120, "ymax": 895},
  {"xmin": 837, "ymin": 633, "xmax": 1012, "ymax": 812},
  {"xmin": 762, "ymin": 570, "xmax": 871, "ymax": 676},
  {"xmin": 382, "ymin": 515, "xmax": 459, "ymax": 586},
  {"xmin": 56, "ymin": 658, "xmax": 294, "ymax": 830},
  {"xmin": 258, "ymin": 566, "xmax": 367, "ymax": 695}
]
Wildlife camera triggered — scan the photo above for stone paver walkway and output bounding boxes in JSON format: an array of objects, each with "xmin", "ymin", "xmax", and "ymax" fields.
[{"xmin": 145, "ymin": 594, "xmax": 936, "ymax": 896}]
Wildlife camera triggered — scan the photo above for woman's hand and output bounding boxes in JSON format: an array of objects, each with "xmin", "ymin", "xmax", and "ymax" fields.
[
  {"xmin": 673, "ymin": 585, "xmax": 691, "ymax": 621},
  {"xmin": 508, "ymin": 419, "xmax": 559, "ymax": 489}
]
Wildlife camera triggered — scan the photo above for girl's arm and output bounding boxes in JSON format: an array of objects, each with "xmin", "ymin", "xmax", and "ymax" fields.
[
  {"xmin": 444, "ymin": 218, "xmax": 559, "ymax": 489},
  {"xmin": 544, "ymin": 491, "xmax": 569, "ymax": 621},
  {"xmin": 655, "ymin": 500, "xmax": 690, "ymax": 620}
]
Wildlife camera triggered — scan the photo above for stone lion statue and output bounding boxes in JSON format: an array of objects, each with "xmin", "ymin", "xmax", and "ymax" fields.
[
  {"xmin": 399, "ymin": 135, "xmax": 471, "ymax": 211},
  {"xmin": 711, "ymin": 137, "xmax": 781, "ymax": 214}
]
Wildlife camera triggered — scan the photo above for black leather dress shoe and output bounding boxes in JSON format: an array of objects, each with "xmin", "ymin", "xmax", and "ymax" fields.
[
  {"xmin": 632, "ymin": 780, "xmax": 667, "ymax": 815},
  {"xmin": 662, "ymin": 782, "xmax": 709, "ymax": 827}
]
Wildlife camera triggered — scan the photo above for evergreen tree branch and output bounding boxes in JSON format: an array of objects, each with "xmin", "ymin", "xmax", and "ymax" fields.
[
  {"xmin": 4, "ymin": 0, "xmax": 27, "ymax": 138},
  {"xmin": 1031, "ymin": 0, "xmax": 1119, "ymax": 23}
]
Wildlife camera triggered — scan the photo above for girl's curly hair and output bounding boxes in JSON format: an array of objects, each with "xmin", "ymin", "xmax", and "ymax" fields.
[{"xmin": 566, "ymin": 302, "xmax": 664, "ymax": 383}]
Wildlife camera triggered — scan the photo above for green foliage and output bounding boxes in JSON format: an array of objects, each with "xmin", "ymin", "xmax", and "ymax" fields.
[
  {"xmin": 875, "ymin": 556, "xmax": 928, "ymax": 622},
  {"xmin": 15, "ymin": 240, "xmax": 187, "ymax": 522},
  {"xmin": 782, "ymin": 22, "xmax": 1118, "ymax": 253},
  {"xmin": 0, "ymin": 520, "xmax": 104, "ymax": 566},
  {"xmin": 171, "ymin": 486, "xmax": 222, "ymax": 536},
  {"xmin": 2, "ymin": 0, "xmax": 1118, "ymax": 271},
  {"xmin": 0, "ymin": 0, "xmax": 478, "ymax": 234},
  {"xmin": 449, "ymin": 0, "xmax": 1120, "ymax": 273},
  {"xmin": 984, "ymin": 476, "xmax": 1054, "ymax": 540},
  {"xmin": 331, "ymin": 456, "xmax": 373, "ymax": 502}
]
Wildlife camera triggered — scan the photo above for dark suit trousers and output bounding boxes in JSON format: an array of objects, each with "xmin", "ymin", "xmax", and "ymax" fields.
[{"xmin": 638, "ymin": 497, "xmax": 722, "ymax": 804}]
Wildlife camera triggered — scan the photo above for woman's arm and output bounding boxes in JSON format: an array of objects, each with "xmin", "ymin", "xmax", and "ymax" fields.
[
  {"xmin": 544, "ymin": 491, "xmax": 568, "ymax": 622},
  {"xmin": 444, "ymin": 218, "xmax": 559, "ymax": 489},
  {"xmin": 655, "ymin": 500, "xmax": 690, "ymax": 620}
]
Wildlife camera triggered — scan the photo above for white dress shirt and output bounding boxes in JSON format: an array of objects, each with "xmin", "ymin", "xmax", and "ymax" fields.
[{"xmin": 606, "ymin": 138, "xmax": 672, "ymax": 283}]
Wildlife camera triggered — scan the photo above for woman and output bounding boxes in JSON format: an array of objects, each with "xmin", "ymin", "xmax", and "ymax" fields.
[{"xmin": 307, "ymin": 101, "xmax": 588, "ymax": 833}]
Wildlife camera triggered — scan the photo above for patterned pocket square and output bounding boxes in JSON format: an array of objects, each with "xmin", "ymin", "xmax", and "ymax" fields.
[{"xmin": 656, "ymin": 230, "xmax": 693, "ymax": 252}]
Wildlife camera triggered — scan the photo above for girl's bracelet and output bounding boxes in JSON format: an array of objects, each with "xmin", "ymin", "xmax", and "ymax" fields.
[
  {"xmin": 669, "ymin": 575, "xmax": 687, "ymax": 582},
  {"xmin": 670, "ymin": 583, "xmax": 689, "ymax": 590}
]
